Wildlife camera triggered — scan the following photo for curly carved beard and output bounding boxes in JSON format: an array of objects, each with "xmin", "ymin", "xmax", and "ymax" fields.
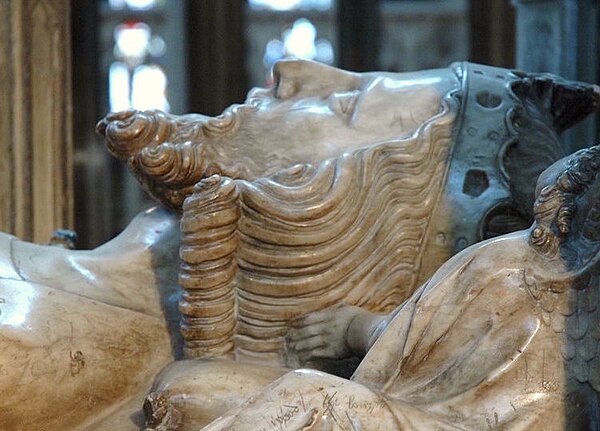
[{"xmin": 98, "ymin": 102, "xmax": 285, "ymax": 212}]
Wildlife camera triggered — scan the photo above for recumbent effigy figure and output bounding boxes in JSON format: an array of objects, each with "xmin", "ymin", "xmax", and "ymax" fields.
[
  {"xmin": 97, "ymin": 59, "xmax": 599, "ymax": 366},
  {"xmin": 148, "ymin": 144, "xmax": 600, "ymax": 430},
  {"xmin": 0, "ymin": 59, "xmax": 598, "ymax": 430}
]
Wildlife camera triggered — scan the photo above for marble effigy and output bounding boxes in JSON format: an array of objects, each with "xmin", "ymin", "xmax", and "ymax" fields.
[
  {"xmin": 98, "ymin": 60, "xmax": 599, "ymax": 366},
  {"xmin": 0, "ymin": 59, "xmax": 599, "ymax": 430}
]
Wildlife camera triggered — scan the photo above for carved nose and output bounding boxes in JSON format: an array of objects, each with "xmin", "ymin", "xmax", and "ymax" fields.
[{"xmin": 272, "ymin": 58, "xmax": 359, "ymax": 99}]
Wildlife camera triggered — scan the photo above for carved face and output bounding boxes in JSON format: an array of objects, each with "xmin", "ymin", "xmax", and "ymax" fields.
[
  {"xmin": 98, "ymin": 59, "xmax": 462, "ymax": 210},
  {"xmin": 230, "ymin": 59, "xmax": 460, "ymax": 168},
  {"xmin": 531, "ymin": 147, "xmax": 600, "ymax": 269}
]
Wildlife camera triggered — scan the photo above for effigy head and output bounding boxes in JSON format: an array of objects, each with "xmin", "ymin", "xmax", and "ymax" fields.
[
  {"xmin": 96, "ymin": 59, "xmax": 598, "ymax": 221},
  {"xmin": 96, "ymin": 60, "xmax": 461, "ymax": 211}
]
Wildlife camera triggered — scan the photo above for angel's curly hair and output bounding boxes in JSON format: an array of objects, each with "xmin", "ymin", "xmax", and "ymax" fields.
[{"xmin": 530, "ymin": 145, "xmax": 600, "ymax": 255}]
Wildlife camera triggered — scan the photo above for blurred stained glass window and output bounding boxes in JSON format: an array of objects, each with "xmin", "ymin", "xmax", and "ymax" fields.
[
  {"xmin": 248, "ymin": 0, "xmax": 332, "ymax": 11},
  {"xmin": 108, "ymin": 0, "xmax": 158, "ymax": 10},
  {"xmin": 105, "ymin": 14, "xmax": 169, "ymax": 112},
  {"xmin": 100, "ymin": 0, "xmax": 185, "ymax": 115},
  {"xmin": 245, "ymin": 0, "xmax": 336, "ymax": 86},
  {"xmin": 108, "ymin": 20, "xmax": 169, "ymax": 112}
]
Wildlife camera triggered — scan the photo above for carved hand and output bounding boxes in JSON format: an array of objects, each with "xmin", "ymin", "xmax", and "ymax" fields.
[{"xmin": 285, "ymin": 305, "xmax": 372, "ymax": 366}]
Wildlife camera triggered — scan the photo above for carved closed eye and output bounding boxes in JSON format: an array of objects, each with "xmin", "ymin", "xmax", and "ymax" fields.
[{"xmin": 328, "ymin": 91, "xmax": 359, "ymax": 116}]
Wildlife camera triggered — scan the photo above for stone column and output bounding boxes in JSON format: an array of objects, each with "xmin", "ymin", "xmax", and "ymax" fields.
[
  {"xmin": 512, "ymin": 0, "xmax": 600, "ymax": 151},
  {"xmin": 0, "ymin": 0, "xmax": 73, "ymax": 242}
]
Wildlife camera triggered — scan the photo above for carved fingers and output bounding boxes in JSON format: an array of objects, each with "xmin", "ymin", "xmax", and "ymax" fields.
[{"xmin": 284, "ymin": 305, "xmax": 360, "ymax": 367}]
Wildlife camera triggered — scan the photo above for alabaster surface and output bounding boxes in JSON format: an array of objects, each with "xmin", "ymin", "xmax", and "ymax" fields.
[
  {"xmin": 148, "ymin": 146, "xmax": 600, "ymax": 430},
  {"xmin": 1, "ymin": 59, "xmax": 599, "ymax": 431},
  {"xmin": 0, "ymin": 208, "xmax": 181, "ymax": 430},
  {"xmin": 98, "ymin": 59, "xmax": 599, "ymax": 366}
]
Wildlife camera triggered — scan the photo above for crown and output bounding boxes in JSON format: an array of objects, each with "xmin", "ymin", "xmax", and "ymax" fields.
[{"xmin": 416, "ymin": 62, "xmax": 600, "ymax": 285}]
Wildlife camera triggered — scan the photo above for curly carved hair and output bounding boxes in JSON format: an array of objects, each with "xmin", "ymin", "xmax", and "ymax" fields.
[{"xmin": 530, "ymin": 145, "xmax": 600, "ymax": 255}]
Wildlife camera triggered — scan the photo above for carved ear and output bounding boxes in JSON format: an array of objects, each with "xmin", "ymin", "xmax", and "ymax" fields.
[{"xmin": 511, "ymin": 73, "xmax": 600, "ymax": 133}]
